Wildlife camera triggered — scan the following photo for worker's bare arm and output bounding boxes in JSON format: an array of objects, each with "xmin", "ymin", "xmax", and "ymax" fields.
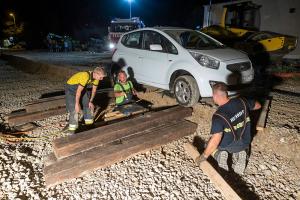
[
  {"xmin": 90, "ymin": 85, "xmax": 98, "ymax": 102},
  {"xmin": 203, "ymin": 132, "xmax": 222, "ymax": 158}
]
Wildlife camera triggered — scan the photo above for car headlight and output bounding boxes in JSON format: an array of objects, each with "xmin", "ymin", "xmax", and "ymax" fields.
[
  {"xmin": 109, "ymin": 43, "xmax": 115, "ymax": 49},
  {"xmin": 190, "ymin": 51, "xmax": 220, "ymax": 69}
]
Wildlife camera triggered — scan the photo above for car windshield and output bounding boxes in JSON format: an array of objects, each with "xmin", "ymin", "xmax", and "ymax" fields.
[{"xmin": 163, "ymin": 30, "xmax": 224, "ymax": 50}]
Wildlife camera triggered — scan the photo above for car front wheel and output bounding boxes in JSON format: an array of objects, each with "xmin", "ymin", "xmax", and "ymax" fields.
[{"xmin": 173, "ymin": 75, "xmax": 200, "ymax": 107}]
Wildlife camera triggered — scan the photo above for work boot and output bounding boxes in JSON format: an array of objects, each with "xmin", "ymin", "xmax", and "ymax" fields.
[
  {"xmin": 213, "ymin": 150, "xmax": 229, "ymax": 171},
  {"xmin": 84, "ymin": 119, "xmax": 94, "ymax": 125},
  {"xmin": 61, "ymin": 125, "xmax": 76, "ymax": 134},
  {"xmin": 232, "ymin": 150, "xmax": 247, "ymax": 175}
]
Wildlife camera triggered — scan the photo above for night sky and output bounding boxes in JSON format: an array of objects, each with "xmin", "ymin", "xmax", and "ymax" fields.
[{"xmin": 0, "ymin": 0, "xmax": 226, "ymax": 47}]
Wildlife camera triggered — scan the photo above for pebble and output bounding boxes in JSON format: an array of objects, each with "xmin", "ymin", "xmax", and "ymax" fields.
[
  {"xmin": 259, "ymin": 164, "xmax": 268, "ymax": 170},
  {"xmin": 0, "ymin": 60, "xmax": 299, "ymax": 200},
  {"xmin": 271, "ymin": 165, "xmax": 278, "ymax": 171}
]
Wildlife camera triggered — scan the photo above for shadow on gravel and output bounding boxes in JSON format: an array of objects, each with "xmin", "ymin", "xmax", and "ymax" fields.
[
  {"xmin": 192, "ymin": 136, "xmax": 260, "ymax": 200},
  {"xmin": 41, "ymin": 90, "xmax": 65, "ymax": 98},
  {"xmin": 272, "ymin": 88, "xmax": 300, "ymax": 97},
  {"xmin": 238, "ymin": 74, "xmax": 284, "ymax": 138}
]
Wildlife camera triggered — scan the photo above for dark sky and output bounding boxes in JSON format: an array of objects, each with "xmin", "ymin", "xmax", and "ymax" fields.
[{"xmin": 0, "ymin": 0, "xmax": 227, "ymax": 43}]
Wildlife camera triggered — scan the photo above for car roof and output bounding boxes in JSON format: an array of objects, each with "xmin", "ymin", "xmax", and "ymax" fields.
[{"xmin": 135, "ymin": 27, "xmax": 193, "ymax": 32}]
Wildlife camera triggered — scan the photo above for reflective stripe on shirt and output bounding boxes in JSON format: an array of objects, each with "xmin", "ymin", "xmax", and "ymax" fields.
[{"xmin": 223, "ymin": 117, "xmax": 250, "ymax": 133}]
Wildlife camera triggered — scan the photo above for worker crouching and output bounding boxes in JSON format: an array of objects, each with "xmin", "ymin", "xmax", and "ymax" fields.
[
  {"xmin": 114, "ymin": 70, "xmax": 137, "ymax": 106},
  {"xmin": 65, "ymin": 66, "xmax": 106, "ymax": 132},
  {"xmin": 199, "ymin": 82, "xmax": 261, "ymax": 174}
]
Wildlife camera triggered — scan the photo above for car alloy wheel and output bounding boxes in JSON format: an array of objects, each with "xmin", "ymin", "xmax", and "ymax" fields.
[
  {"xmin": 175, "ymin": 80, "xmax": 191, "ymax": 104},
  {"xmin": 173, "ymin": 75, "xmax": 200, "ymax": 107}
]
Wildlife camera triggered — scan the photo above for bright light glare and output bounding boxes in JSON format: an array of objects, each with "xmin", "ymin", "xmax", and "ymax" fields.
[{"xmin": 109, "ymin": 43, "xmax": 115, "ymax": 49}]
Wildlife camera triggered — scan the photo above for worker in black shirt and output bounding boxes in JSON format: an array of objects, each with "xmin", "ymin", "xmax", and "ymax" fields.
[{"xmin": 199, "ymin": 82, "xmax": 261, "ymax": 174}]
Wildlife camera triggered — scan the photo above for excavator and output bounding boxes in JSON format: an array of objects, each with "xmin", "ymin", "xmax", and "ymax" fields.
[{"xmin": 201, "ymin": 1, "xmax": 298, "ymax": 59}]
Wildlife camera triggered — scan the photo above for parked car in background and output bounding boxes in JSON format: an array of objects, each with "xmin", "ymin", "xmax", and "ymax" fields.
[{"xmin": 112, "ymin": 27, "xmax": 254, "ymax": 106}]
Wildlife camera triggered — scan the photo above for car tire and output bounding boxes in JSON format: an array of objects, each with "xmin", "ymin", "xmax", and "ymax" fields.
[
  {"xmin": 110, "ymin": 63, "xmax": 122, "ymax": 85},
  {"xmin": 173, "ymin": 75, "xmax": 200, "ymax": 107}
]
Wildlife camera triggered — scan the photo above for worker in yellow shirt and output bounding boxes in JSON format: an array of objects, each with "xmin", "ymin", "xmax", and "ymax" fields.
[{"xmin": 65, "ymin": 66, "xmax": 106, "ymax": 132}]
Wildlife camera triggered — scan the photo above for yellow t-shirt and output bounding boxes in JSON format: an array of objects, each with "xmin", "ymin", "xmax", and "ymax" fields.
[{"xmin": 67, "ymin": 71, "xmax": 99, "ymax": 86}]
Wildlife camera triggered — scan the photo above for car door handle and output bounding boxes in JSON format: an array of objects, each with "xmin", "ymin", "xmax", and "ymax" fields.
[
  {"xmin": 169, "ymin": 60, "xmax": 173, "ymax": 62},
  {"xmin": 138, "ymin": 56, "xmax": 143, "ymax": 59}
]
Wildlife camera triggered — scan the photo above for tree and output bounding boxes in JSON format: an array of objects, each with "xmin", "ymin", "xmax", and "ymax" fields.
[{"xmin": 2, "ymin": 19, "xmax": 24, "ymax": 37}]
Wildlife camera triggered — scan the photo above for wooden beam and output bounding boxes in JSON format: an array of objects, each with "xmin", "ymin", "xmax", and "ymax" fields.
[
  {"xmin": 14, "ymin": 122, "xmax": 37, "ymax": 131},
  {"xmin": 256, "ymin": 99, "xmax": 271, "ymax": 131},
  {"xmin": 25, "ymin": 98, "xmax": 65, "ymax": 113},
  {"xmin": 103, "ymin": 107, "xmax": 148, "ymax": 121},
  {"xmin": 53, "ymin": 106, "xmax": 192, "ymax": 159},
  {"xmin": 7, "ymin": 107, "xmax": 66, "ymax": 126},
  {"xmin": 26, "ymin": 95, "xmax": 64, "ymax": 105},
  {"xmin": 184, "ymin": 143, "xmax": 242, "ymax": 200},
  {"xmin": 25, "ymin": 89, "xmax": 114, "ymax": 113},
  {"xmin": 7, "ymin": 89, "xmax": 115, "ymax": 126},
  {"xmin": 44, "ymin": 120, "xmax": 197, "ymax": 187},
  {"xmin": 44, "ymin": 153, "xmax": 57, "ymax": 166}
]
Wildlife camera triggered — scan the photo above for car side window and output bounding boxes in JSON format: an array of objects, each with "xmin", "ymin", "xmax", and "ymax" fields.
[
  {"xmin": 143, "ymin": 31, "xmax": 178, "ymax": 54},
  {"xmin": 123, "ymin": 31, "xmax": 142, "ymax": 49},
  {"xmin": 121, "ymin": 34, "xmax": 128, "ymax": 45},
  {"xmin": 143, "ymin": 31, "xmax": 162, "ymax": 51},
  {"xmin": 162, "ymin": 37, "xmax": 178, "ymax": 55}
]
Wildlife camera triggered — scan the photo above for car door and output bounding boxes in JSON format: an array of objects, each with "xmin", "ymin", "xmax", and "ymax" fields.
[
  {"xmin": 120, "ymin": 31, "xmax": 143, "ymax": 81},
  {"xmin": 139, "ymin": 30, "xmax": 174, "ymax": 87}
]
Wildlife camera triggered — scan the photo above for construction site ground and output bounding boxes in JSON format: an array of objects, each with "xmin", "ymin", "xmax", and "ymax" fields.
[{"xmin": 0, "ymin": 51, "xmax": 299, "ymax": 200}]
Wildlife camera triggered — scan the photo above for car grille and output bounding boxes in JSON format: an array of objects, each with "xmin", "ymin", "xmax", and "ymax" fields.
[{"xmin": 226, "ymin": 62, "xmax": 251, "ymax": 72}]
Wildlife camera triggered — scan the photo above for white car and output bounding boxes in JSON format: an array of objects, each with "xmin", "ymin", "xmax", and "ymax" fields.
[{"xmin": 112, "ymin": 27, "xmax": 254, "ymax": 106}]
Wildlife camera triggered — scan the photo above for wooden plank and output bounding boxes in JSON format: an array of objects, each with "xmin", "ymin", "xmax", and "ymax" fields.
[
  {"xmin": 26, "ymin": 98, "xmax": 65, "ymax": 113},
  {"xmin": 7, "ymin": 107, "xmax": 66, "ymax": 126},
  {"xmin": 184, "ymin": 143, "xmax": 242, "ymax": 200},
  {"xmin": 53, "ymin": 106, "xmax": 192, "ymax": 159},
  {"xmin": 25, "ymin": 89, "xmax": 114, "ymax": 113},
  {"xmin": 26, "ymin": 95, "xmax": 65, "ymax": 105},
  {"xmin": 44, "ymin": 153, "xmax": 57, "ymax": 166},
  {"xmin": 104, "ymin": 108, "xmax": 148, "ymax": 121},
  {"xmin": 256, "ymin": 99, "xmax": 271, "ymax": 131},
  {"xmin": 104, "ymin": 111, "xmax": 120, "ymax": 118},
  {"xmin": 14, "ymin": 123, "xmax": 37, "ymax": 131},
  {"xmin": 104, "ymin": 109, "xmax": 147, "ymax": 121},
  {"xmin": 44, "ymin": 120, "xmax": 197, "ymax": 187}
]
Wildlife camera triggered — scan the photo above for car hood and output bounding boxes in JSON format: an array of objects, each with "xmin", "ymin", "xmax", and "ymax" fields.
[{"xmin": 191, "ymin": 48, "xmax": 248, "ymax": 61}]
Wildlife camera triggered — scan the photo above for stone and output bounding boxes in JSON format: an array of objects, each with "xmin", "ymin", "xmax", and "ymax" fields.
[
  {"xmin": 271, "ymin": 165, "xmax": 278, "ymax": 171},
  {"xmin": 259, "ymin": 164, "xmax": 268, "ymax": 170}
]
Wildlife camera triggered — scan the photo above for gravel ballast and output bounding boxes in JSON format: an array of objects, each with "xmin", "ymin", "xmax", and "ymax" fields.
[{"xmin": 0, "ymin": 59, "xmax": 299, "ymax": 200}]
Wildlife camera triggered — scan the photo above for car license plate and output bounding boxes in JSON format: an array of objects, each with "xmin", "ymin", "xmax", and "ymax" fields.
[{"xmin": 241, "ymin": 72, "xmax": 253, "ymax": 83}]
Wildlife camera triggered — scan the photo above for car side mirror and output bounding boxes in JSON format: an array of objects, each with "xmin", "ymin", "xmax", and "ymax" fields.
[{"xmin": 150, "ymin": 44, "xmax": 163, "ymax": 51}]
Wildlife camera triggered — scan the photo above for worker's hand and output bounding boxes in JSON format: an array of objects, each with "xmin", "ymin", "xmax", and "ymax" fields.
[
  {"xmin": 75, "ymin": 104, "xmax": 81, "ymax": 113},
  {"xmin": 88, "ymin": 102, "xmax": 95, "ymax": 112},
  {"xmin": 132, "ymin": 90, "xmax": 137, "ymax": 96},
  {"xmin": 195, "ymin": 154, "xmax": 207, "ymax": 165}
]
